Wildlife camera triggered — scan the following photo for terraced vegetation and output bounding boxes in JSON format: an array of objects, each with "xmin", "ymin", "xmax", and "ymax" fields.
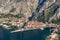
[{"xmin": 0, "ymin": 13, "xmax": 24, "ymax": 18}]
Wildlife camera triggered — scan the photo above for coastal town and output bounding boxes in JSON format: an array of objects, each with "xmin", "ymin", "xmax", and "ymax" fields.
[
  {"xmin": 0, "ymin": 17, "xmax": 60, "ymax": 40},
  {"xmin": 0, "ymin": 0, "xmax": 60, "ymax": 40},
  {"xmin": 0, "ymin": 17, "xmax": 60, "ymax": 30}
]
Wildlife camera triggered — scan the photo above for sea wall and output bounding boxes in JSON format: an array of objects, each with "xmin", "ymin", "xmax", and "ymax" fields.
[
  {"xmin": 0, "ymin": 27, "xmax": 51, "ymax": 40},
  {"xmin": 10, "ymin": 28, "xmax": 51, "ymax": 40}
]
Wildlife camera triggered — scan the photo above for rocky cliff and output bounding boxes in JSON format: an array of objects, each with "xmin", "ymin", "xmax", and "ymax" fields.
[
  {"xmin": 0, "ymin": 0, "xmax": 60, "ymax": 23},
  {"xmin": 0, "ymin": 0, "xmax": 38, "ymax": 18}
]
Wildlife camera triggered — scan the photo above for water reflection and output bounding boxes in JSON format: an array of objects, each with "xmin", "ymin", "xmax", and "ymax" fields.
[{"xmin": 10, "ymin": 27, "xmax": 51, "ymax": 40}]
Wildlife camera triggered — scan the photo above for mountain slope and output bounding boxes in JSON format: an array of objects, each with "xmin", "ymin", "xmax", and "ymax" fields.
[{"xmin": 0, "ymin": 0, "xmax": 60, "ymax": 23}]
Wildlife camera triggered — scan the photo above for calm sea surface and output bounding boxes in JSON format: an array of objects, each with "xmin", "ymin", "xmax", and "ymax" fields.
[
  {"xmin": 10, "ymin": 27, "xmax": 51, "ymax": 40},
  {"xmin": 0, "ymin": 26, "xmax": 52, "ymax": 40}
]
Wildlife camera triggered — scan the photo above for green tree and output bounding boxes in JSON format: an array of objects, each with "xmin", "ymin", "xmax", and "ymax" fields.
[
  {"xmin": 10, "ymin": 25, "xmax": 18, "ymax": 30},
  {"xmin": 37, "ymin": 13, "xmax": 45, "ymax": 22},
  {"xmin": 15, "ymin": 14, "xmax": 24, "ymax": 18}
]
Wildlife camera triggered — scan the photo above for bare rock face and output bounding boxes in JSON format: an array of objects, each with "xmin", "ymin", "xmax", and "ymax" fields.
[
  {"xmin": 0, "ymin": 0, "xmax": 60, "ymax": 20},
  {"xmin": 0, "ymin": 0, "xmax": 38, "ymax": 18}
]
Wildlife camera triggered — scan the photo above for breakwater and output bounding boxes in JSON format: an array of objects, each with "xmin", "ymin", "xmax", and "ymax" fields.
[
  {"xmin": 0, "ymin": 26, "xmax": 52, "ymax": 40},
  {"xmin": 10, "ymin": 27, "xmax": 51, "ymax": 40}
]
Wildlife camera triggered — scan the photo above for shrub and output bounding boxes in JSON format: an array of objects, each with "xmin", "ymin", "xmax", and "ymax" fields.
[
  {"xmin": 10, "ymin": 25, "xmax": 18, "ymax": 30},
  {"xmin": 15, "ymin": 14, "xmax": 24, "ymax": 18}
]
